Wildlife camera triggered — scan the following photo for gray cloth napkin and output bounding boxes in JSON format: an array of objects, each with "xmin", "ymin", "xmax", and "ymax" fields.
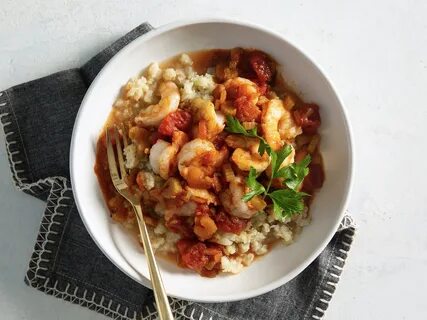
[{"xmin": 0, "ymin": 22, "xmax": 355, "ymax": 320}]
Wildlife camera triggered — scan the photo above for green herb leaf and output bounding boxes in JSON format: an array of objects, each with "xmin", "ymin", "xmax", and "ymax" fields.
[
  {"xmin": 283, "ymin": 155, "xmax": 311, "ymax": 190},
  {"xmin": 225, "ymin": 115, "xmax": 258, "ymax": 138},
  {"xmin": 242, "ymin": 167, "xmax": 266, "ymax": 202},
  {"xmin": 275, "ymin": 166, "xmax": 293, "ymax": 180},
  {"xmin": 258, "ymin": 139, "xmax": 270, "ymax": 156},
  {"xmin": 276, "ymin": 145, "xmax": 293, "ymax": 169},
  {"xmin": 299, "ymin": 154, "xmax": 311, "ymax": 168},
  {"xmin": 241, "ymin": 190, "xmax": 262, "ymax": 202},
  {"xmin": 271, "ymin": 144, "xmax": 293, "ymax": 178},
  {"xmin": 248, "ymin": 127, "xmax": 258, "ymax": 136},
  {"xmin": 272, "ymin": 199, "xmax": 284, "ymax": 219},
  {"xmin": 225, "ymin": 116, "xmax": 273, "ymax": 157},
  {"xmin": 268, "ymin": 189, "xmax": 308, "ymax": 219},
  {"xmin": 227, "ymin": 117, "xmax": 311, "ymax": 220}
]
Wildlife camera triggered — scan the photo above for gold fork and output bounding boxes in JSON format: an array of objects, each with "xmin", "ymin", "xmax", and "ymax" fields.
[{"xmin": 106, "ymin": 127, "xmax": 174, "ymax": 320}]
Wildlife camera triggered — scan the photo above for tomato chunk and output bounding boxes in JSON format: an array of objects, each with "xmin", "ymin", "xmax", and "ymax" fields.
[
  {"xmin": 177, "ymin": 240, "xmax": 209, "ymax": 272},
  {"xmin": 248, "ymin": 51, "xmax": 274, "ymax": 84},
  {"xmin": 293, "ymin": 103, "xmax": 321, "ymax": 134},
  {"xmin": 255, "ymin": 81, "xmax": 268, "ymax": 95},
  {"xmin": 177, "ymin": 239, "xmax": 223, "ymax": 276},
  {"xmin": 236, "ymin": 50, "xmax": 274, "ymax": 85},
  {"xmin": 234, "ymin": 96, "xmax": 261, "ymax": 122},
  {"xmin": 213, "ymin": 211, "xmax": 248, "ymax": 234},
  {"xmin": 158, "ymin": 110, "xmax": 192, "ymax": 136}
]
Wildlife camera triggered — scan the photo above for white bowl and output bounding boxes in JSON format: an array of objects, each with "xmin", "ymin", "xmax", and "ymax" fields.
[{"xmin": 70, "ymin": 19, "xmax": 353, "ymax": 302}]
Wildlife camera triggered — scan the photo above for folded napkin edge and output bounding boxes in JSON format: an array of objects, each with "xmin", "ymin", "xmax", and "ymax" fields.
[
  {"xmin": 23, "ymin": 174, "xmax": 355, "ymax": 320},
  {"xmin": 309, "ymin": 226, "xmax": 355, "ymax": 319},
  {"xmin": 21, "ymin": 175, "xmax": 166, "ymax": 320},
  {"xmin": 0, "ymin": 91, "xmax": 32, "ymax": 189},
  {"xmin": 0, "ymin": 91, "xmax": 160, "ymax": 320}
]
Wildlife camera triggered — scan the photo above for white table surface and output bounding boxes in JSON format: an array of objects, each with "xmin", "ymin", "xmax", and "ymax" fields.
[{"xmin": 1, "ymin": 1, "xmax": 426, "ymax": 319}]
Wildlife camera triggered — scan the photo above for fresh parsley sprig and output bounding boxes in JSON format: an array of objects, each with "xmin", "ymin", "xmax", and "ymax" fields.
[
  {"xmin": 269, "ymin": 189, "xmax": 309, "ymax": 219},
  {"xmin": 225, "ymin": 115, "xmax": 311, "ymax": 220},
  {"xmin": 225, "ymin": 115, "xmax": 258, "ymax": 138},
  {"xmin": 225, "ymin": 115, "xmax": 271, "ymax": 156},
  {"xmin": 276, "ymin": 154, "xmax": 311, "ymax": 190},
  {"xmin": 241, "ymin": 167, "xmax": 266, "ymax": 202}
]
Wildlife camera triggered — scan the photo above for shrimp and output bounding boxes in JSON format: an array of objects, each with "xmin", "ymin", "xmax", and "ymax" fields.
[
  {"xmin": 261, "ymin": 99, "xmax": 286, "ymax": 151},
  {"xmin": 191, "ymin": 98, "xmax": 225, "ymax": 140},
  {"xmin": 224, "ymin": 77, "xmax": 260, "ymax": 104},
  {"xmin": 185, "ymin": 186, "xmax": 218, "ymax": 205},
  {"xmin": 177, "ymin": 138, "xmax": 227, "ymax": 188},
  {"xmin": 160, "ymin": 200, "xmax": 198, "ymax": 221},
  {"xmin": 177, "ymin": 139, "xmax": 216, "ymax": 173},
  {"xmin": 224, "ymin": 77, "xmax": 263, "ymax": 122},
  {"xmin": 219, "ymin": 178, "xmax": 258, "ymax": 219},
  {"xmin": 231, "ymin": 148, "xmax": 270, "ymax": 172},
  {"xmin": 149, "ymin": 139, "xmax": 178, "ymax": 180},
  {"xmin": 278, "ymin": 106, "xmax": 302, "ymax": 141},
  {"xmin": 135, "ymin": 81, "xmax": 180, "ymax": 127},
  {"xmin": 225, "ymin": 135, "xmax": 259, "ymax": 154},
  {"xmin": 225, "ymin": 134, "xmax": 270, "ymax": 173},
  {"xmin": 262, "ymin": 99, "xmax": 302, "ymax": 150}
]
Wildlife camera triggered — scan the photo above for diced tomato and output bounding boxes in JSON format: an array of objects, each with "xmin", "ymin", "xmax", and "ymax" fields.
[
  {"xmin": 248, "ymin": 51, "xmax": 274, "ymax": 84},
  {"xmin": 158, "ymin": 110, "xmax": 192, "ymax": 136},
  {"xmin": 234, "ymin": 96, "xmax": 261, "ymax": 122},
  {"xmin": 302, "ymin": 163, "xmax": 324, "ymax": 193},
  {"xmin": 177, "ymin": 240, "xmax": 208, "ymax": 272},
  {"xmin": 196, "ymin": 204, "xmax": 211, "ymax": 216},
  {"xmin": 256, "ymin": 81, "xmax": 269, "ymax": 95},
  {"xmin": 213, "ymin": 211, "xmax": 248, "ymax": 234},
  {"xmin": 176, "ymin": 239, "xmax": 223, "ymax": 276},
  {"xmin": 293, "ymin": 103, "xmax": 321, "ymax": 134},
  {"xmin": 176, "ymin": 238, "xmax": 193, "ymax": 253},
  {"xmin": 235, "ymin": 50, "xmax": 274, "ymax": 84}
]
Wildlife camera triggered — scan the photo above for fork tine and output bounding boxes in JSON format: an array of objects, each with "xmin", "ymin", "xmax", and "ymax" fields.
[
  {"xmin": 106, "ymin": 128, "xmax": 120, "ymax": 183},
  {"xmin": 114, "ymin": 126, "xmax": 127, "ymax": 179}
]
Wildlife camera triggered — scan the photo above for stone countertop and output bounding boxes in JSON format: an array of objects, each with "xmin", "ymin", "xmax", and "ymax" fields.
[{"xmin": 1, "ymin": 1, "xmax": 426, "ymax": 319}]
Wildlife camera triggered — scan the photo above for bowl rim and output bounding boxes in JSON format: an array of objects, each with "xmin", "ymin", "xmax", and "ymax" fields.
[{"xmin": 70, "ymin": 17, "xmax": 354, "ymax": 302}]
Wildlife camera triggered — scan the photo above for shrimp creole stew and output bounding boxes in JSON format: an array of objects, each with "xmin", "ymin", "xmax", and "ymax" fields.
[{"xmin": 94, "ymin": 48, "xmax": 324, "ymax": 277}]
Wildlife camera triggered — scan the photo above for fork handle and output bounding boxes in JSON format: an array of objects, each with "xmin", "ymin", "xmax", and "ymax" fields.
[{"xmin": 133, "ymin": 205, "xmax": 174, "ymax": 320}]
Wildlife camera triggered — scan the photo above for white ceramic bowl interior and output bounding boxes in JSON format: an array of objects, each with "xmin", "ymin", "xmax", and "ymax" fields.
[{"xmin": 70, "ymin": 19, "xmax": 352, "ymax": 302}]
